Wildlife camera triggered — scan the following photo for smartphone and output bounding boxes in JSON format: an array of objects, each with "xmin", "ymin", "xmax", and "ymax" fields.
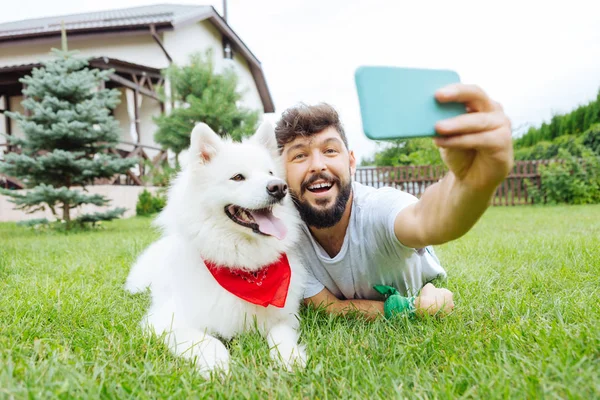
[{"xmin": 354, "ymin": 66, "xmax": 466, "ymax": 140}]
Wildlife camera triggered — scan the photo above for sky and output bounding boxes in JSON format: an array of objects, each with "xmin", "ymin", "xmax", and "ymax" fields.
[{"xmin": 2, "ymin": 0, "xmax": 600, "ymax": 163}]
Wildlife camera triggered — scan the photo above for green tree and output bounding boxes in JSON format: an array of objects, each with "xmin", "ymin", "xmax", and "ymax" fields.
[
  {"xmin": 539, "ymin": 122, "xmax": 550, "ymax": 142},
  {"xmin": 154, "ymin": 50, "xmax": 259, "ymax": 163},
  {"xmin": 559, "ymin": 114, "xmax": 572, "ymax": 136},
  {"xmin": 0, "ymin": 49, "xmax": 137, "ymax": 229},
  {"xmin": 583, "ymin": 102, "xmax": 598, "ymax": 131},
  {"xmin": 548, "ymin": 115, "xmax": 560, "ymax": 140},
  {"xmin": 371, "ymin": 138, "xmax": 442, "ymax": 167},
  {"xmin": 573, "ymin": 106, "xmax": 587, "ymax": 134},
  {"xmin": 514, "ymin": 88, "xmax": 600, "ymax": 148}
]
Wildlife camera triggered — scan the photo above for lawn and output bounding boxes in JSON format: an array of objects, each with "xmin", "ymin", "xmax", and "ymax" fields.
[{"xmin": 1, "ymin": 205, "xmax": 599, "ymax": 399}]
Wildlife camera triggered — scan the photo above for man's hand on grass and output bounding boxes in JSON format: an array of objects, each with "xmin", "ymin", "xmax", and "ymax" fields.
[{"xmin": 415, "ymin": 283, "xmax": 455, "ymax": 317}]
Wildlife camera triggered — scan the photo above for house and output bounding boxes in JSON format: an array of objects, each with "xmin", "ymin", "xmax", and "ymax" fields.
[{"xmin": 0, "ymin": 4, "xmax": 274, "ymax": 221}]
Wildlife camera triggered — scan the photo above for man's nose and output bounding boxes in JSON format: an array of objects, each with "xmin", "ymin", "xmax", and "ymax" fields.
[
  {"xmin": 308, "ymin": 152, "xmax": 327, "ymax": 173},
  {"xmin": 266, "ymin": 179, "xmax": 288, "ymax": 201}
]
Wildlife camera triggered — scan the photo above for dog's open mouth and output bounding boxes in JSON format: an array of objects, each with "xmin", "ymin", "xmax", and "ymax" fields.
[{"xmin": 225, "ymin": 205, "xmax": 287, "ymax": 240}]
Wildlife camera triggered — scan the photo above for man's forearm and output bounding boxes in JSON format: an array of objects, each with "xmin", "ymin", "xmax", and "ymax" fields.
[
  {"xmin": 305, "ymin": 285, "xmax": 454, "ymax": 320},
  {"xmin": 411, "ymin": 172, "xmax": 496, "ymax": 246},
  {"xmin": 306, "ymin": 298, "xmax": 384, "ymax": 321}
]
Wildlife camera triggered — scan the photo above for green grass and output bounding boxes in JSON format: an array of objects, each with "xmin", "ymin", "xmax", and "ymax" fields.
[{"xmin": 1, "ymin": 206, "xmax": 599, "ymax": 399}]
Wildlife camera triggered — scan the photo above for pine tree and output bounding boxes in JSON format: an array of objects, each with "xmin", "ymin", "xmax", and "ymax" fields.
[
  {"xmin": 154, "ymin": 50, "xmax": 259, "ymax": 164},
  {"xmin": 0, "ymin": 49, "xmax": 137, "ymax": 229}
]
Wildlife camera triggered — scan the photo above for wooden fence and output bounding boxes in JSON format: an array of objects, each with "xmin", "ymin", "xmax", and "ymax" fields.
[{"xmin": 354, "ymin": 160, "xmax": 554, "ymax": 206}]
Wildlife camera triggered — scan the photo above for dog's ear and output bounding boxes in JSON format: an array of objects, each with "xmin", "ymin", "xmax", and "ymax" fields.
[
  {"xmin": 250, "ymin": 120, "xmax": 279, "ymax": 158},
  {"xmin": 189, "ymin": 123, "xmax": 222, "ymax": 164}
]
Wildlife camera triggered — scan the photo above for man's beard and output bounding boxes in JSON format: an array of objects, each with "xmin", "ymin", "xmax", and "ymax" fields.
[{"xmin": 291, "ymin": 171, "xmax": 352, "ymax": 229}]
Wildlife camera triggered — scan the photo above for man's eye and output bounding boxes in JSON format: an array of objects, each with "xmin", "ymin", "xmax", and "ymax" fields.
[
  {"xmin": 293, "ymin": 154, "xmax": 306, "ymax": 160},
  {"xmin": 231, "ymin": 174, "xmax": 245, "ymax": 181},
  {"xmin": 325, "ymin": 149, "xmax": 338, "ymax": 154}
]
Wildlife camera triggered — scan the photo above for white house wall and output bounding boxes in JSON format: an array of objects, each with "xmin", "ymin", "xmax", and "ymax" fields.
[
  {"xmin": 113, "ymin": 88, "xmax": 133, "ymax": 144},
  {"xmin": 163, "ymin": 21, "xmax": 223, "ymax": 68},
  {"xmin": 138, "ymin": 95, "xmax": 162, "ymax": 159},
  {"xmin": 0, "ymin": 33, "xmax": 169, "ymax": 69},
  {"xmin": 232, "ymin": 52, "xmax": 263, "ymax": 112},
  {"xmin": 163, "ymin": 20, "xmax": 263, "ymax": 113},
  {"xmin": 0, "ymin": 21, "xmax": 266, "ymax": 155}
]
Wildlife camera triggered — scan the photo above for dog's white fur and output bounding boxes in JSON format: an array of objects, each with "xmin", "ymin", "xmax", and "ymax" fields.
[{"xmin": 125, "ymin": 122, "xmax": 307, "ymax": 377}]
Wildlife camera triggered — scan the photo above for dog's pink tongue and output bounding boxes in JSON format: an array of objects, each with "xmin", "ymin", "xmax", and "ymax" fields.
[{"xmin": 250, "ymin": 209, "xmax": 287, "ymax": 240}]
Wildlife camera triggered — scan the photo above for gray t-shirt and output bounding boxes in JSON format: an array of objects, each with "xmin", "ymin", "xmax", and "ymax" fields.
[{"xmin": 298, "ymin": 181, "xmax": 447, "ymax": 300}]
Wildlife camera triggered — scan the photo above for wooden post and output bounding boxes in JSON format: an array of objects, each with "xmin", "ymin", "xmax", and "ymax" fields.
[
  {"xmin": 3, "ymin": 95, "xmax": 11, "ymax": 153},
  {"xmin": 516, "ymin": 162, "xmax": 522, "ymax": 205},
  {"xmin": 524, "ymin": 161, "xmax": 529, "ymax": 204},
  {"xmin": 133, "ymin": 89, "xmax": 141, "ymax": 144},
  {"xmin": 22, "ymin": 83, "xmax": 31, "ymax": 117},
  {"xmin": 510, "ymin": 174, "xmax": 515, "ymax": 206},
  {"xmin": 61, "ymin": 21, "xmax": 68, "ymax": 52}
]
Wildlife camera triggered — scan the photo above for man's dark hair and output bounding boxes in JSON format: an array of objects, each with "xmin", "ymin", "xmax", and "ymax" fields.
[{"xmin": 274, "ymin": 103, "xmax": 349, "ymax": 151}]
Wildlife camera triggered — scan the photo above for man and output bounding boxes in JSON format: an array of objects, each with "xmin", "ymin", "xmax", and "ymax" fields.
[{"xmin": 274, "ymin": 84, "xmax": 513, "ymax": 320}]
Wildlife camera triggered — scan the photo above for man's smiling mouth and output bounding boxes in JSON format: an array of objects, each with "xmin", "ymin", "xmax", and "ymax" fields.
[{"xmin": 306, "ymin": 181, "xmax": 333, "ymax": 194}]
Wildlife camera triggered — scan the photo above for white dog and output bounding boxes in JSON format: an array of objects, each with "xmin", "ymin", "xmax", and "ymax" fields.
[{"xmin": 125, "ymin": 122, "xmax": 307, "ymax": 377}]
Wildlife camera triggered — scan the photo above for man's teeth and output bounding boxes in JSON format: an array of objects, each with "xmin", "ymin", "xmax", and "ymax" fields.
[{"xmin": 308, "ymin": 182, "xmax": 332, "ymax": 190}]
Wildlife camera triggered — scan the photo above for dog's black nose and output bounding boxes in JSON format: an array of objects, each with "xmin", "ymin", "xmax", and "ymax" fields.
[{"xmin": 267, "ymin": 180, "xmax": 288, "ymax": 200}]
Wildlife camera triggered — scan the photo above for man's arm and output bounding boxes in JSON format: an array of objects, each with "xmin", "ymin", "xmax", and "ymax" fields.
[
  {"xmin": 396, "ymin": 171, "xmax": 498, "ymax": 248},
  {"xmin": 394, "ymin": 84, "xmax": 514, "ymax": 249},
  {"xmin": 304, "ymin": 285, "xmax": 455, "ymax": 319},
  {"xmin": 304, "ymin": 287, "xmax": 384, "ymax": 320}
]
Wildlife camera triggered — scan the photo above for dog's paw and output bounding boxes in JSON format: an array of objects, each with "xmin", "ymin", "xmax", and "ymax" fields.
[
  {"xmin": 167, "ymin": 329, "xmax": 231, "ymax": 380},
  {"xmin": 191, "ymin": 340, "xmax": 231, "ymax": 380},
  {"xmin": 195, "ymin": 356, "xmax": 230, "ymax": 381},
  {"xmin": 270, "ymin": 343, "xmax": 307, "ymax": 371},
  {"xmin": 193, "ymin": 349, "xmax": 229, "ymax": 380}
]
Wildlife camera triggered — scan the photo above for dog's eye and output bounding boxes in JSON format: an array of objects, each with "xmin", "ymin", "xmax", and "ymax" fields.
[
  {"xmin": 269, "ymin": 171, "xmax": 273, "ymax": 176},
  {"xmin": 231, "ymin": 174, "xmax": 245, "ymax": 181}
]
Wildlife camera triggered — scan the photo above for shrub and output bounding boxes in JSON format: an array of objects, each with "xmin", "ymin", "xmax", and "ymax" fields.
[
  {"xmin": 581, "ymin": 123, "xmax": 600, "ymax": 156},
  {"xmin": 527, "ymin": 149, "xmax": 600, "ymax": 205},
  {"xmin": 136, "ymin": 189, "xmax": 166, "ymax": 216}
]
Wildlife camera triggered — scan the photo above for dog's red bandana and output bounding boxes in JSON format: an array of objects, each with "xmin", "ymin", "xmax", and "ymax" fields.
[{"xmin": 204, "ymin": 254, "xmax": 291, "ymax": 308}]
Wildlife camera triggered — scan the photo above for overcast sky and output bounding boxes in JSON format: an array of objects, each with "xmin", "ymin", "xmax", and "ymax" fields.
[{"xmin": 2, "ymin": 0, "xmax": 600, "ymax": 162}]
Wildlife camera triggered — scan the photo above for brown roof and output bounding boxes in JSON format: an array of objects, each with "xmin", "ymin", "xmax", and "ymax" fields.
[
  {"xmin": 0, "ymin": 4, "xmax": 274, "ymax": 112},
  {"xmin": 0, "ymin": 5, "xmax": 209, "ymax": 41}
]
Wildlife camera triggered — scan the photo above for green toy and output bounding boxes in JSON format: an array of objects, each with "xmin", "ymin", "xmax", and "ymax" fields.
[{"xmin": 373, "ymin": 285, "xmax": 417, "ymax": 319}]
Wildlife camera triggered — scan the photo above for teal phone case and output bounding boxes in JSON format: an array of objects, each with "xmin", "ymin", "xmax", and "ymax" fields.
[{"xmin": 355, "ymin": 66, "xmax": 466, "ymax": 140}]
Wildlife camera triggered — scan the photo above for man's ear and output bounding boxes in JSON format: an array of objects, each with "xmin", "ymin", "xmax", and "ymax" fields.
[
  {"xmin": 189, "ymin": 123, "xmax": 222, "ymax": 164},
  {"xmin": 249, "ymin": 120, "xmax": 279, "ymax": 158},
  {"xmin": 349, "ymin": 150, "xmax": 357, "ymax": 175}
]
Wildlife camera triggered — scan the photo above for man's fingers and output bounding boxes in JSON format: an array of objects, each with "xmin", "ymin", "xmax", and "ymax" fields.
[
  {"xmin": 435, "ymin": 111, "xmax": 508, "ymax": 136},
  {"xmin": 435, "ymin": 83, "xmax": 498, "ymax": 113},
  {"xmin": 433, "ymin": 127, "xmax": 511, "ymax": 151},
  {"xmin": 492, "ymin": 100, "xmax": 504, "ymax": 112},
  {"xmin": 420, "ymin": 283, "xmax": 435, "ymax": 296}
]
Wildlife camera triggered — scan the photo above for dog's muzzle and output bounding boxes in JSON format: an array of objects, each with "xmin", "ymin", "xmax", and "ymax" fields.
[{"xmin": 266, "ymin": 179, "xmax": 288, "ymax": 201}]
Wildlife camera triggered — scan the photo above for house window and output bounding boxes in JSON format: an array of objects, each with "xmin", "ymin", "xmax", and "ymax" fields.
[{"xmin": 223, "ymin": 40, "xmax": 234, "ymax": 60}]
